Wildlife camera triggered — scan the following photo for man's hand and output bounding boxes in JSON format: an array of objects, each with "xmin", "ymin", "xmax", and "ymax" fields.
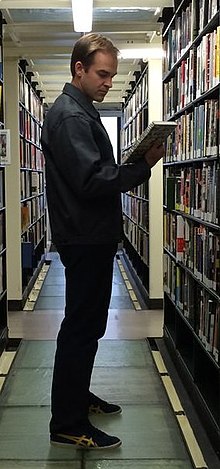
[{"xmin": 144, "ymin": 142, "xmax": 165, "ymax": 168}]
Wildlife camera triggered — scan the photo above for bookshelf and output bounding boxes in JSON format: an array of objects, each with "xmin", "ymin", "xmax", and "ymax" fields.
[
  {"xmin": 162, "ymin": 0, "xmax": 220, "ymax": 453},
  {"xmin": 0, "ymin": 11, "xmax": 8, "ymax": 353},
  {"xmin": 121, "ymin": 59, "xmax": 164, "ymax": 309},
  {"xmin": 4, "ymin": 58, "xmax": 46, "ymax": 310}
]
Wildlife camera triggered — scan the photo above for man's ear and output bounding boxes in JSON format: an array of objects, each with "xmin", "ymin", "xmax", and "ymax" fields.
[{"xmin": 75, "ymin": 61, "xmax": 84, "ymax": 77}]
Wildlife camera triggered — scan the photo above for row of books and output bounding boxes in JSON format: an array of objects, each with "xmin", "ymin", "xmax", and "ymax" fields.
[
  {"xmin": 122, "ymin": 193, "xmax": 149, "ymax": 232},
  {"xmin": 196, "ymin": 28, "xmax": 220, "ymax": 97},
  {"xmin": 21, "ymin": 217, "xmax": 45, "ymax": 250},
  {"xmin": 19, "ymin": 107, "xmax": 42, "ymax": 145},
  {"xmin": 19, "ymin": 74, "xmax": 43, "ymax": 123},
  {"xmin": 127, "ymin": 182, "xmax": 149, "ymax": 200},
  {"xmin": 176, "ymin": 29, "xmax": 219, "ymax": 110},
  {"xmin": 165, "ymin": 99, "xmax": 219, "ymax": 161},
  {"xmin": 164, "ymin": 213, "xmax": 220, "ymax": 293},
  {"xmin": 121, "ymin": 106, "xmax": 148, "ymax": 151},
  {"xmin": 199, "ymin": 0, "xmax": 219, "ymax": 33},
  {"xmin": 21, "ymin": 197, "xmax": 44, "ymax": 234},
  {"xmin": 122, "ymin": 71, "xmax": 148, "ymax": 127},
  {"xmin": 20, "ymin": 140, "xmax": 44, "ymax": 170},
  {"xmin": 165, "ymin": 163, "xmax": 220, "ymax": 224},
  {"xmin": 163, "ymin": 38, "xmax": 219, "ymax": 118},
  {"xmin": 163, "ymin": 1, "xmax": 196, "ymax": 73},
  {"xmin": 163, "ymin": 0, "xmax": 218, "ymax": 74},
  {"xmin": 164, "ymin": 254, "xmax": 219, "ymax": 362},
  {"xmin": 124, "ymin": 216, "xmax": 149, "ymax": 266},
  {"xmin": 20, "ymin": 171, "xmax": 44, "ymax": 200}
]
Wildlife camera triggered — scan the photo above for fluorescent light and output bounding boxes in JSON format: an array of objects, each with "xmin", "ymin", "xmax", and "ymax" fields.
[
  {"xmin": 119, "ymin": 48, "xmax": 163, "ymax": 60},
  {"xmin": 71, "ymin": 0, "xmax": 93, "ymax": 32},
  {"xmin": 154, "ymin": 7, "xmax": 161, "ymax": 16}
]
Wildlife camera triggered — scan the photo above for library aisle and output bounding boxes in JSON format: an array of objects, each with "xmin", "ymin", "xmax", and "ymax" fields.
[{"xmin": 0, "ymin": 252, "xmax": 218, "ymax": 468}]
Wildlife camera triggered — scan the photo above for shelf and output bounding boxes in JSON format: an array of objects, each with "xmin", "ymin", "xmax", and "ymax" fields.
[
  {"xmin": 122, "ymin": 58, "xmax": 163, "ymax": 307},
  {"xmin": 163, "ymin": 156, "xmax": 218, "ymax": 166},
  {"xmin": 165, "ymin": 291, "xmax": 220, "ymax": 370},
  {"xmin": 164, "ymin": 208, "xmax": 220, "ymax": 232},
  {"xmin": 164, "ymin": 323, "xmax": 220, "ymax": 455},
  {"xmin": 162, "ymin": 0, "xmax": 220, "ymax": 455},
  {"xmin": 164, "ymin": 246, "xmax": 220, "ymax": 302},
  {"xmin": 163, "ymin": 12, "xmax": 219, "ymax": 82},
  {"xmin": 0, "ymin": 12, "xmax": 8, "ymax": 356},
  {"xmin": 5, "ymin": 59, "xmax": 46, "ymax": 309},
  {"xmin": 166, "ymin": 84, "xmax": 220, "ymax": 120},
  {"xmin": 0, "ymin": 326, "xmax": 9, "ymax": 356}
]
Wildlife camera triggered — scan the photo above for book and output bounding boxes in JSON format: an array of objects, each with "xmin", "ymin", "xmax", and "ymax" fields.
[
  {"xmin": 0, "ymin": 211, "xmax": 3, "ymax": 252},
  {"xmin": 122, "ymin": 121, "xmax": 177, "ymax": 163}
]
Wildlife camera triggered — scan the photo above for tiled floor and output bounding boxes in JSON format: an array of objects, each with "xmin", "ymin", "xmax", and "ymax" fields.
[{"xmin": 0, "ymin": 251, "xmax": 217, "ymax": 468}]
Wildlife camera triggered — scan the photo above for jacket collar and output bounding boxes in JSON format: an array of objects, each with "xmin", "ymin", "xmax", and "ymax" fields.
[{"xmin": 63, "ymin": 83, "xmax": 99, "ymax": 120}]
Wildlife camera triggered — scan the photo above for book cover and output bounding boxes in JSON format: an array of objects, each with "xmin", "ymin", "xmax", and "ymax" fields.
[{"xmin": 122, "ymin": 121, "xmax": 177, "ymax": 163}]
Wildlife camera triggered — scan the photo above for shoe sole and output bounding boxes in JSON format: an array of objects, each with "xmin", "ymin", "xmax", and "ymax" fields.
[
  {"xmin": 89, "ymin": 408, "xmax": 122, "ymax": 415},
  {"xmin": 50, "ymin": 439, "xmax": 122, "ymax": 450}
]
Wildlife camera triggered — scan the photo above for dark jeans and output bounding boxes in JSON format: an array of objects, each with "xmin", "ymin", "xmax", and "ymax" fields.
[{"xmin": 50, "ymin": 243, "xmax": 117, "ymax": 434}]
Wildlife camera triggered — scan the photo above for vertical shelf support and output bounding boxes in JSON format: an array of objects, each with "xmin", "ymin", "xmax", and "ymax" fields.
[
  {"xmin": 4, "ymin": 57, "xmax": 22, "ymax": 302},
  {"xmin": 148, "ymin": 58, "xmax": 163, "ymax": 301}
]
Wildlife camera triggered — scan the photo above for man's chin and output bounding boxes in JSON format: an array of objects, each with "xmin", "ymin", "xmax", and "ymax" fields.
[{"xmin": 94, "ymin": 95, "xmax": 105, "ymax": 103}]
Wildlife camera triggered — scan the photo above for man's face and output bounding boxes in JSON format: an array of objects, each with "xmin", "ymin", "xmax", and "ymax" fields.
[{"xmin": 76, "ymin": 51, "xmax": 118, "ymax": 102}]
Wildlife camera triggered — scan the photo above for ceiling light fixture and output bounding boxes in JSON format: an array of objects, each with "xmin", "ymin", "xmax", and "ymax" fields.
[
  {"xmin": 154, "ymin": 7, "xmax": 161, "ymax": 16},
  {"xmin": 71, "ymin": 0, "xmax": 93, "ymax": 33},
  {"xmin": 119, "ymin": 48, "xmax": 163, "ymax": 60}
]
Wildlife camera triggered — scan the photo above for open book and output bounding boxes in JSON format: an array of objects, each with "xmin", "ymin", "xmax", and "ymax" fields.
[{"xmin": 122, "ymin": 121, "xmax": 177, "ymax": 163}]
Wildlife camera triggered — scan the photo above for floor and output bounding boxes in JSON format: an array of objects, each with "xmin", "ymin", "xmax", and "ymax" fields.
[{"xmin": 0, "ymin": 251, "xmax": 218, "ymax": 468}]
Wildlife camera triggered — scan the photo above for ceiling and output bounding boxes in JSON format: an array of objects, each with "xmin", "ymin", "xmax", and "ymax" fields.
[{"xmin": 1, "ymin": 0, "xmax": 173, "ymax": 108}]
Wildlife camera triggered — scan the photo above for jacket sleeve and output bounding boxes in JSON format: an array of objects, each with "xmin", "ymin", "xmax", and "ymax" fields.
[{"xmin": 49, "ymin": 114, "xmax": 151, "ymax": 199}]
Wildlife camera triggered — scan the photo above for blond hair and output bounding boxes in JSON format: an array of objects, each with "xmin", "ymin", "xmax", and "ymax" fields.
[{"xmin": 70, "ymin": 33, "xmax": 119, "ymax": 77}]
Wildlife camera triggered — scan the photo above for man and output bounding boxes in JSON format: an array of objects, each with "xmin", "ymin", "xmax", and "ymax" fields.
[{"xmin": 41, "ymin": 33, "xmax": 164, "ymax": 450}]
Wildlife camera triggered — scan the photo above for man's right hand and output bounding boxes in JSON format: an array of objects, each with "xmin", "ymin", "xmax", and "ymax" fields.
[{"xmin": 144, "ymin": 142, "xmax": 165, "ymax": 168}]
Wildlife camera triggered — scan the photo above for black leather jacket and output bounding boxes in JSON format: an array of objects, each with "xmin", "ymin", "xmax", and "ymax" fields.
[{"xmin": 41, "ymin": 83, "xmax": 151, "ymax": 245}]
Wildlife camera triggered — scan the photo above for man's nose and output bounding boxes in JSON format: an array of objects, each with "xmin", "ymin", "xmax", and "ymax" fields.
[{"xmin": 104, "ymin": 77, "xmax": 113, "ymax": 88}]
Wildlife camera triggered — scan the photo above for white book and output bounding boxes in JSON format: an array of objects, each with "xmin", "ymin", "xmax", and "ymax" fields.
[{"xmin": 122, "ymin": 121, "xmax": 177, "ymax": 163}]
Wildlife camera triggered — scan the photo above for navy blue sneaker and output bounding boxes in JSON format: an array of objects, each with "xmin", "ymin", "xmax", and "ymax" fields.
[
  {"xmin": 50, "ymin": 423, "xmax": 122, "ymax": 449},
  {"xmin": 89, "ymin": 392, "xmax": 122, "ymax": 415}
]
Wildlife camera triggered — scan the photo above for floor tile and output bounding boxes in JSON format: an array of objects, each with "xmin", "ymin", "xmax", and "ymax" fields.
[
  {"xmin": 35, "ymin": 296, "xmax": 65, "ymax": 309},
  {"xmin": 1, "ymin": 365, "xmax": 166, "ymax": 407},
  {"xmin": 90, "ymin": 367, "xmax": 167, "ymax": 404},
  {"xmin": 85, "ymin": 461, "xmax": 193, "ymax": 469},
  {"xmin": 109, "ymin": 296, "xmax": 133, "ymax": 309},
  {"xmin": 111, "ymin": 284, "xmax": 129, "ymax": 296},
  {"xmin": 0, "ymin": 407, "xmax": 82, "ymax": 461},
  {"xmin": 113, "ymin": 275, "xmax": 124, "ymax": 285},
  {"xmin": 103, "ymin": 309, "xmax": 163, "ymax": 340},
  {"xmin": 8, "ymin": 311, "xmax": 63, "ymax": 340},
  {"xmin": 44, "ymin": 276, "xmax": 65, "ymax": 286},
  {"xmin": 86, "ymin": 405, "xmax": 191, "ymax": 460},
  {"xmin": 10, "ymin": 340, "xmax": 56, "ymax": 368},
  {"xmin": 40, "ymin": 284, "xmax": 128, "ymax": 298},
  {"xmin": 0, "ymin": 463, "xmax": 81, "ymax": 469},
  {"xmin": 94, "ymin": 339, "xmax": 154, "ymax": 367},
  {"xmin": 35, "ymin": 296, "xmax": 134, "ymax": 310},
  {"xmin": 40, "ymin": 285, "xmax": 65, "ymax": 297},
  {"xmin": 0, "ymin": 368, "xmax": 52, "ymax": 406}
]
